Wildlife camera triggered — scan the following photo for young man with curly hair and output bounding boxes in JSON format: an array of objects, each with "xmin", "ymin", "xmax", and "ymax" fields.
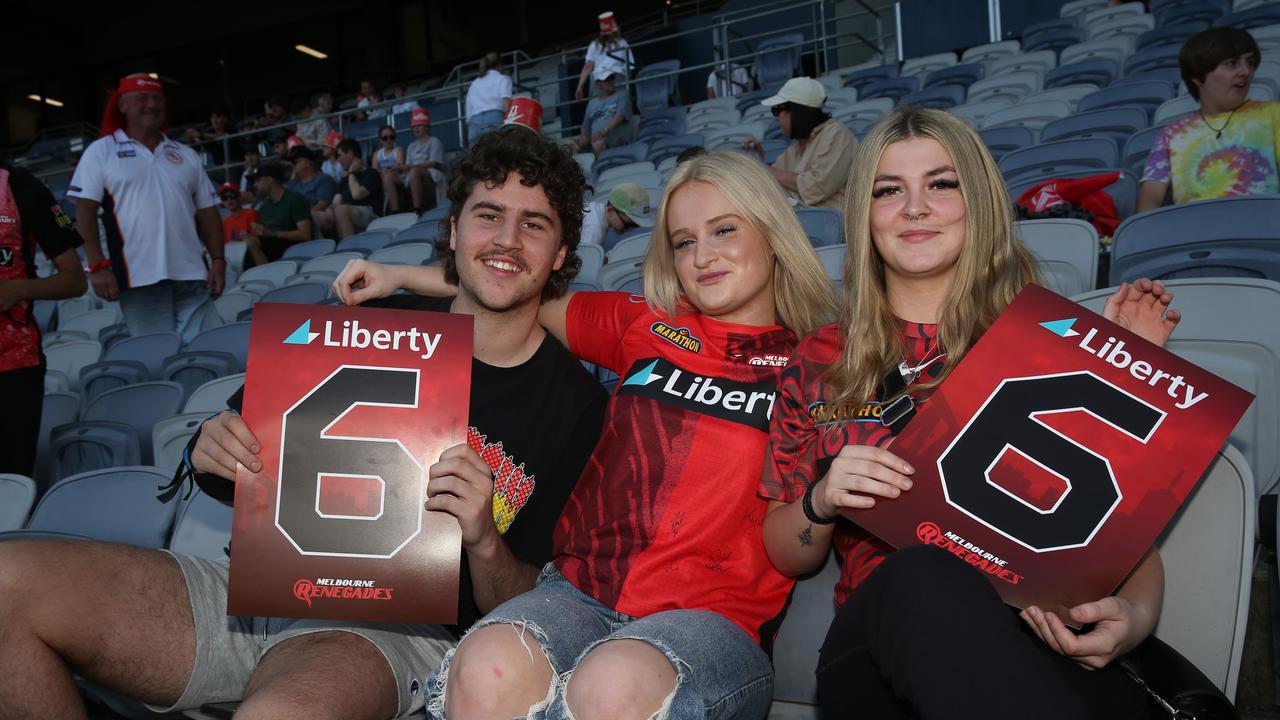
[{"xmin": 0, "ymin": 126, "xmax": 607, "ymax": 720}]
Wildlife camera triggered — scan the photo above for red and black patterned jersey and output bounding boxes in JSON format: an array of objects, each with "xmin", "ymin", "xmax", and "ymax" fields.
[
  {"xmin": 760, "ymin": 320, "xmax": 942, "ymax": 608},
  {"xmin": 555, "ymin": 292, "xmax": 798, "ymax": 645}
]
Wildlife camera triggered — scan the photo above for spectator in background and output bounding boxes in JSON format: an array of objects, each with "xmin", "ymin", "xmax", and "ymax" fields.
[
  {"xmin": 373, "ymin": 126, "xmax": 409, "ymax": 213},
  {"xmin": 676, "ymin": 144, "xmax": 707, "ymax": 164},
  {"xmin": 707, "ymin": 50, "xmax": 752, "ymax": 99},
  {"xmin": 261, "ymin": 95, "xmax": 293, "ymax": 142},
  {"xmin": 286, "ymin": 146, "xmax": 338, "ymax": 219},
  {"xmin": 357, "ymin": 79, "xmax": 387, "ymax": 120},
  {"xmin": 183, "ymin": 106, "xmax": 233, "ymax": 165},
  {"xmin": 390, "ymin": 83, "xmax": 419, "ymax": 115},
  {"xmin": 576, "ymin": 68, "xmax": 632, "ymax": 155},
  {"xmin": 1136, "ymin": 27, "xmax": 1277, "ymax": 213},
  {"xmin": 69, "ymin": 74, "xmax": 224, "ymax": 343},
  {"xmin": 579, "ymin": 181, "xmax": 654, "ymax": 247},
  {"xmin": 0, "ymin": 160, "xmax": 86, "ymax": 478},
  {"xmin": 314, "ymin": 138, "xmax": 382, "ymax": 239},
  {"xmin": 321, "ymin": 131, "xmax": 344, "ymax": 184},
  {"xmin": 295, "ymin": 93, "xmax": 335, "ymax": 149},
  {"xmin": 245, "ymin": 162, "xmax": 312, "ymax": 267},
  {"xmin": 576, "ymin": 11, "xmax": 635, "ymax": 100},
  {"xmin": 465, "ymin": 52, "xmax": 513, "ymax": 145},
  {"xmin": 239, "ymin": 142, "xmax": 262, "ymax": 202},
  {"xmin": 742, "ymin": 77, "xmax": 858, "ymax": 210},
  {"xmin": 219, "ymin": 182, "xmax": 259, "ymax": 247},
  {"xmin": 405, "ymin": 108, "xmax": 447, "ymax": 213}
]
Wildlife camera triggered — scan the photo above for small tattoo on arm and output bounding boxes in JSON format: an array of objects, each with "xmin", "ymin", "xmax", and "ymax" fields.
[{"xmin": 799, "ymin": 525, "xmax": 814, "ymax": 547}]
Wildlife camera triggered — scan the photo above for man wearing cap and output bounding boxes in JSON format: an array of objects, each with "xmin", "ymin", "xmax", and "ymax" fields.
[
  {"xmin": 286, "ymin": 146, "xmax": 338, "ymax": 216},
  {"xmin": 742, "ymin": 76, "xmax": 858, "ymax": 211},
  {"xmin": 245, "ymin": 162, "xmax": 312, "ymax": 267},
  {"xmin": 239, "ymin": 142, "xmax": 263, "ymax": 202},
  {"xmin": 405, "ymin": 108, "xmax": 447, "ymax": 214},
  {"xmin": 580, "ymin": 182, "xmax": 653, "ymax": 248},
  {"xmin": 576, "ymin": 11, "xmax": 635, "ymax": 100},
  {"xmin": 576, "ymin": 69, "xmax": 632, "ymax": 155},
  {"xmin": 69, "ymin": 73, "xmax": 225, "ymax": 343},
  {"xmin": 220, "ymin": 182, "xmax": 260, "ymax": 247}
]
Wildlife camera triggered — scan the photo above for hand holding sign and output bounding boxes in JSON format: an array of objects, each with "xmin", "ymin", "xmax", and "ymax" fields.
[{"xmin": 1101, "ymin": 279, "xmax": 1181, "ymax": 346}]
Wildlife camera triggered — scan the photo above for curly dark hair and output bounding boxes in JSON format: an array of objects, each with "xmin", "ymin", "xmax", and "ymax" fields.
[{"xmin": 436, "ymin": 126, "xmax": 586, "ymax": 301}]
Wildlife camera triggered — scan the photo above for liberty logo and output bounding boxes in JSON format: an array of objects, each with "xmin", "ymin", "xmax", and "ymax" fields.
[
  {"xmin": 282, "ymin": 318, "xmax": 444, "ymax": 359},
  {"xmin": 617, "ymin": 357, "xmax": 776, "ymax": 430},
  {"xmin": 284, "ymin": 320, "xmax": 320, "ymax": 345},
  {"xmin": 1039, "ymin": 318, "xmax": 1080, "ymax": 338}
]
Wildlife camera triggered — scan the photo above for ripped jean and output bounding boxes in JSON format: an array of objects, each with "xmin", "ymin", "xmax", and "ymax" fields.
[{"xmin": 425, "ymin": 563, "xmax": 773, "ymax": 720}]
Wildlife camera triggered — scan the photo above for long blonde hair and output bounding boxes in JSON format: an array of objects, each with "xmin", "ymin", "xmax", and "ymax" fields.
[
  {"xmin": 644, "ymin": 151, "xmax": 837, "ymax": 337},
  {"xmin": 828, "ymin": 107, "xmax": 1039, "ymax": 405}
]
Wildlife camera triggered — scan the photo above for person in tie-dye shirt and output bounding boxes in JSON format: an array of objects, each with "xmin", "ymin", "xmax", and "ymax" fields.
[{"xmin": 1137, "ymin": 27, "xmax": 1278, "ymax": 212}]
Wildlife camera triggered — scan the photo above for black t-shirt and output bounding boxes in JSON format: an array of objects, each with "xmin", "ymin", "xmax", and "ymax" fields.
[
  {"xmin": 192, "ymin": 294, "xmax": 607, "ymax": 634},
  {"xmin": 340, "ymin": 168, "xmax": 383, "ymax": 212}
]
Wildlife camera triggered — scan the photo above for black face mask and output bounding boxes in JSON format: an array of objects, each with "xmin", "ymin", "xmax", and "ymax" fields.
[{"xmin": 787, "ymin": 104, "xmax": 831, "ymax": 141}]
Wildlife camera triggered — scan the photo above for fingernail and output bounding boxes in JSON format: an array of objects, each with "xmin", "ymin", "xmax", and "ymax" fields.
[
  {"xmin": 902, "ymin": 479, "xmax": 913, "ymax": 490},
  {"xmin": 904, "ymin": 463, "xmax": 915, "ymax": 474},
  {"xmin": 251, "ymin": 445, "xmax": 260, "ymax": 453},
  {"xmin": 250, "ymin": 461, "xmax": 261, "ymax": 471}
]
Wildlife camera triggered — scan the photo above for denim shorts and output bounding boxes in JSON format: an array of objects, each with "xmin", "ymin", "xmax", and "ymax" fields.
[{"xmin": 425, "ymin": 563, "xmax": 773, "ymax": 720}]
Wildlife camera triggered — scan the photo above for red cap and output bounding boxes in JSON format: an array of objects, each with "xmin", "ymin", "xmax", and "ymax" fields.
[
  {"xmin": 285, "ymin": 135, "xmax": 305, "ymax": 151},
  {"xmin": 411, "ymin": 108, "xmax": 430, "ymax": 127},
  {"xmin": 324, "ymin": 131, "xmax": 343, "ymax": 149},
  {"xmin": 502, "ymin": 97, "xmax": 543, "ymax": 134},
  {"xmin": 100, "ymin": 75, "xmax": 166, "ymax": 138},
  {"xmin": 598, "ymin": 11, "xmax": 618, "ymax": 34},
  {"xmin": 218, "ymin": 182, "xmax": 238, "ymax": 197}
]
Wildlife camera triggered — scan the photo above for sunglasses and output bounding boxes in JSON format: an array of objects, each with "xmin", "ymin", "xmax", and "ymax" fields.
[{"xmin": 380, "ymin": 134, "xmax": 396, "ymax": 140}]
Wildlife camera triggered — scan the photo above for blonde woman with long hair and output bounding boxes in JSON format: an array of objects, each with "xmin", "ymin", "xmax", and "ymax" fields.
[
  {"xmin": 760, "ymin": 107, "xmax": 1181, "ymax": 720},
  {"xmin": 334, "ymin": 150, "xmax": 835, "ymax": 719}
]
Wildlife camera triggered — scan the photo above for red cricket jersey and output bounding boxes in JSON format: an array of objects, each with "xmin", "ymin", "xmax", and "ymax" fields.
[{"xmin": 555, "ymin": 292, "xmax": 798, "ymax": 644}]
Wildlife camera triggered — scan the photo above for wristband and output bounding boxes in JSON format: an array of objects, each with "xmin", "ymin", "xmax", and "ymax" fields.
[
  {"xmin": 86, "ymin": 259, "xmax": 111, "ymax": 273},
  {"xmin": 802, "ymin": 481, "xmax": 837, "ymax": 525}
]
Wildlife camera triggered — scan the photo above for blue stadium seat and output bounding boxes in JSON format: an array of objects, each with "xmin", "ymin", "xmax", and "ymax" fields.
[
  {"xmin": 1077, "ymin": 80, "xmax": 1175, "ymax": 115},
  {"xmin": 163, "ymin": 351, "xmax": 239, "ymax": 402},
  {"xmin": 48, "ymin": 421, "xmax": 141, "ymax": 480},
  {"xmin": 98, "ymin": 322, "xmax": 130, "ymax": 353},
  {"xmin": 860, "ymin": 77, "xmax": 919, "ymax": 103},
  {"xmin": 368, "ymin": 242, "xmax": 435, "ymax": 265},
  {"xmin": 282, "ymin": 238, "xmax": 336, "ymax": 262},
  {"xmin": 167, "ymin": 489, "xmax": 233, "ymax": 561},
  {"xmin": 796, "ymin": 208, "xmax": 844, "ymax": 247},
  {"xmin": 1024, "ymin": 25, "xmax": 1087, "ymax": 54},
  {"xmin": 63, "ymin": 381, "xmax": 184, "ymax": 467},
  {"xmin": 1110, "ymin": 68, "xmax": 1183, "ymax": 90},
  {"xmin": 1136, "ymin": 21, "xmax": 1209, "ymax": 51},
  {"xmin": 257, "ymin": 282, "xmax": 330, "ymax": 305},
  {"xmin": 898, "ymin": 85, "xmax": 965, "ymax": 109},
  {"xmin": 391, "ymin": 222, "xmax": 446, "ymax": 246},
  {"xmin": 336, "ymin": 230, "xmax": 394, "ymax": 255},
  {"xmin": 34, "ymin": 300, "xmax": 55, "ymax": 333},
  {"xmin": 1216, "ymin": 4, "xmax": 1280, "ymax": 28},
  {"xmin": 79, "ymin": 360, "xmax": 149, "ymax": 402},
  {"xmin": 635, "ymin": 60, "xmax": 681, "ymax": 113},
  {"xmin": 923, "ymin": 63, "xmax": 985, "ymax": 91},
  {"xmin": 185, "ymin": 373, "xmax": 246, "ymax": 414},
  {"xmin": 842, "ymin": 64, "xmax": 899, "ymax": 93},
  {"xmin": 735, "ymin": 89, "xmax": 775, "ymax": 115},
  {"xmin": 419, "ymin": 201, "xmax": 451, "ymax": 224},
  {"xmin": 1109, "ymin": 196, "xmax": 1280, "ymax": 283},
  {"xmin": 978, "ymin": 126, "xmax": 1036, "ymax": 161},
  {"xmin": 20, "ymin": 466, "xmax": 178, "ymax": 548},
  {"xmin": 769, "ymin": 552, "xmax": 840, "ymax": 716},
  {"xmin": 188, "ymin": 322, "xmax": 251, "ymax": 372},
  {"xmin": 1015, "ymin": 218, "xmax": 1100, "ymax": 296},
  {"xmin": 648, "ymin": 133, "xmax": 706, "ymax": 165},
  {"xmin": 754, "ymin": 33, "xmax": 804, "ymax": 91},
  {"xmin": 1124, "ymin": 125, "xmax": 1165, "ymax": 175},
  {"xmin": 1044, "ymin": 58, "xmax": 1120, "ymax": 88},
  {"xmin": 0, "ymin": 474, "xmax": 37, "ymax": 531},
  {"xmin": 592, "ymin": 143, "xmax": 650, "ymax": 177},
  {"xmin": 36, "ymin": 392, "xmax": 79, "ymax": 494},
  {"xmin": 1122, "ymin": 44, "xmax": 1183, "ymax": 76},
  {"xmin": 814, "ymin": 245, "xmax": 846, "ymax": 287},
  {"xmin": 1154, "ymin": 1, "xmax": 1224, "ymax": 28},
  {"xmin": 103, "ymin": 331, "xmax": 181, "ymax": 380},
  {"xmin": 1039, "ymin": 106, "xmax": 1150, "ymax": 144},
  {"xmin": 151, "ymin": 412, "xmax": 210, "ymax": 473},
  {"xmin": 998, "ymin": 137, "xmax": 1121, "ymax": 186},
  {"xmin": 637, "ymin": 107, "xmax": 687, "ymax": 139}
]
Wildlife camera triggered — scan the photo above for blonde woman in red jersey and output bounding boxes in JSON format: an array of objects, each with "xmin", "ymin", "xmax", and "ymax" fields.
[
  {"xmin": 335, "ymin": 150, "xmax": 836, "ymax": 719},
  {"xmin": 760, "ymin": 107, "xmax": 1181, "ymax": 720}
]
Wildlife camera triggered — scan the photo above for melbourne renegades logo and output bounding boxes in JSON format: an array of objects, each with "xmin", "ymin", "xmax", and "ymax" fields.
[
  {"xmin": 292, "ymin": 577, "xmax": 395, "ymax": 607},
  {"xmin": 916, "ymin": 521, "xmax": 941, "ymax": 544}
]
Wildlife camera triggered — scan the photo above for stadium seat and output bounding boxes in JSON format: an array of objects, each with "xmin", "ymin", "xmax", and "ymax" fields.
[
  {"xmin": 1137, "ymin": 21, "xmax": 1208, "ymax": 52},
  {"xmin": 336, "ymin": 230, "xmax": 394, "ymax": 255},
  {"xmin": 41, "ymin": 330, "xmax": 89, "ymax": 347},
  {"xmin": 987, "ymin": 51, "xmax": 1058, "ymax": 79},
  {"xmin": 1251, "ymin": 22, "xmax": 1280, "ymax": 53},
  {"xmin": 734, "ymin": 89, "xmax": 775, "ymax": 116},
  {"xmin": 391, "ymin": 221, "xmax": 446, "ymax": 246},
  {"xmin": 185, "ymin": 373, "xmax": 246, "ymax": 414},
  {"xmin": 960, "ymin": 40, "xmax": 1020, "ymax": 67},
  {"xmin": 44, "ymin": 339, "xmax": 101, "ymax": 390},
  {"xmin": 152, "ymin": 412, "xmax": 210, "ymax": 473},
  {"xmin": 1110, "ymin": 195, "xmax": 1280, "ymax": 283},
  {"xmin": 1252, "ymin": 59, "xmax": 1280, "ymax": 98},
  {"xmin": 281, "ymin": 238, "xmax": 336, "ymax": 262},
  {"xmin": 58, "ymin": 308, "xmax": 121, "ymax": 339},
  {"xmin": 768, "ymin": 551, "xmax": 839, "ymax": 717},
  {"xmin": 1078, "ymin": 80, "xmax": 1175, "ymax": 115},
  {"xmin": 900, "ymin": 51, "xmax": 957, "ymax": 79},
  {"xmin": 923, "ymin": 63, "xmax": 985, "ymax": 92},
  {"xmin": 754, "ymin": 33, "xmax": 804, "ymax": 91},
  {"xmin": 419, "ymin": 202, "xmax": 452, "ymax": 224},
  {"xmin": 70, "ymin": 381, "xmax": 184, "ymax": 465},
  {"xmin": 48, "ymin": 421, "xmax": 141, "ymax": 481},
  {"xmin": 948, "ymin": 99, "xmax": 1018, "ymax": 128},
  {"xmin": 167, "ymin": 489, "xmax": 234, "ymax": 562},
  {"xmin": 704, "ymin": 124, "xmax": 767, "ymax": 151},
  {"xmin": 1082, "ymin": 1, "xmax": 1146, "ymax": 28},
  {"xmin": 998, "ymin": 137, "xmax": 1120, "ymax": 185},
  {"xmin": 685, "ymin": 96, "xmax": 737, "ymax": 121},
  {"xmin": 597, "ymin": 261, "xmax": 644, "ymax": 293},
  {"xmin": 368, "ymin": 213, "xmax": 420, "ymax": 235},
  {"xmin": 831, "ymin": 98, "xmax": 895, "ymax": 127},
  {"xmin": 1089, "ymin": 12, "xmax": 1156, "ymax": 39},
  {"xmin": 648, "ymin": 133, "xmax": 706, "ymax": 165},
  {"xmin": 1123, "ymin": 125, "xmax": 1165, "ymax": 175},
  {"xmin": 56, "ymin": 296, "xmax": 95, "ymax": 323},
  {"xmin": 33, "ymin": 300, "xmax": 55, "ymax": 333},
  {"xmin": 822, "ymin": 87, "xmax": 859, "ymax": 110},
  {"xmin": 102, "ymin": 331, "xmax": 180, "ymax": 380},
  {"xmin": 19, "ymin": 466, "xmax": 178, "ymax": 548},
  {"xmin": 1015, "ymin": 218, "xmax": 1099, "ymax": 296},
  {"xmin": 79, "ymin": 360, "xmax": 149, "ymax": 402},
  {"xmin": 841, "ymin": 64, "xmax": 899, "ymax": 93},
  {"xmin": 1025, "ymin": 25, "xmax": 1088, "ymax": 55},
  {"xmin": 1062, "ymin": 0, "xmax": 1109, "ymax": 19},
  {"xmin": 599, "ymin": 172, "xmax": 663, "ymax": 197},
  {"xmin": 596, "ymin": 161, "xmax": 657, "ymax": 187},
  {"xmin": 1217, "ymin": 4, "xmax": 1280, "ymax": 28},
  {"xmin": 859, "ymin": 77, "xmax": 919, "ymax": 103},
  {"xmin": 163, "ymin": 351, "xmax": 239, "ymax": 402},
  {"xmin": 301, "ymin": 251, "xmax": 364, "ymax": 275},
  {"xmin": 1006, "ymin": 169, "xmax": 1138, "ymax": 220},
  {"xmin": 188, "ymin": 323, "xmax": 250, "ymax": 372},
  {"xmin": 1060, "ymin": 36, "xmax": 1136, "ymax": 66},
  {"xmin": 285, "ymin": 270, "xmax": 339, "ymax": 287},
  {"xmin": 1039, "ymin": 106, "xmax": 1150, "ymax": 144},
  {"xmin": 238, "ymin": 260, "xmax": 298, "ymax": 288},
  {"xmin": 978, "ymin": 125, "xmax": 1036, "ymax": 161},
  {"xmin": 213, "ymin": 290, "xmax": 255, "ymax": 324},
  {"xmin": 224, "ymin": 241, "xmax": 248, "ymax": 276},
  {"xmin": 966, "ymin": 71, "xmax": 1043, "ymax": 104},
  {"xmin": 36, "ymin": 392, "xmax": 79, "ymax": 493},
  {"xmin": 796, "ymin": 208, "xmax": 844, "ymax": 247},
  {"xmin": 638, "ymin": 107, "xmax": 687, "ymax": 137},
  {"xmin": 897, "ymin": 85, "xmax": 965, "ymax": 109},
  {"xmin": 577, "ymin": 244, "xmax": 605, "ymax": 286},
  {"xmin": 981, "ymin": 100, "xmax": 1073, "ymax": 132},
  {"xmin": 814, "ymin": 245, "xmax": 846, "ymax": 284},
  {"xmin": 368, "ymin": 242, "xmax": 434, "ymax": 265},
  {"xmin": 607, "ymin": 233, "xmax": 653, "ymax": 264},
  {"xmin": 1123, "ymin": 44, "xmax": 1183, "ymax": 76},
  {"xmin": 43, "ymin": 369, "xmax": 72, "ymax": 395},
  {"xmin": 98, "ymin": 322, "xmax": 130, "ymax": 352},
  {"xmin": 0, "ymin": 474, "xmax": 37, "ymax": 531},
  {"xmin": 257, "ymin": 282, "xmax": 330, "ymax": 305},
  {"xmin": 592, "ymin": 144, "xmax": 650, "ymax": 176},
  {"xmin": 1045, "ymin": 58, "xmax": 1120, "ymax": 89},
  {"xmin": 1021, "ymin": 83, "xmax": 1101, "ymax": 110}
]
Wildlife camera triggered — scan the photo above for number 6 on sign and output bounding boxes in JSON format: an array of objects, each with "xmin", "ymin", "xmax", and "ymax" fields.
[{"xmin": 278, "ymin": 365, "xmax": 424, "ymax": 559}]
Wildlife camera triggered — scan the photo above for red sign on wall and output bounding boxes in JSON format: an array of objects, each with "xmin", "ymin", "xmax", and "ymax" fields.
[
  {"xmin": 228, "ymin": 302, "xmax": 472, "ymax": 623},
  {"xmin": 846, "ymin": 284, "xmax": 1253, "ymax": 616}
]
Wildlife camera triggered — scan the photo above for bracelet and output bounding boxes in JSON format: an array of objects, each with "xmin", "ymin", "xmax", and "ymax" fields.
[
  {"xmin": 209, "ymin": 257, "xmax": 225, "ymax": 264},
  {"xmin": 802, "ymin": 481, "xmax": 837, "ymax": 525},
  {"xmin": 86, "ymin": 259, "xmax": 111, "ymax": 273}
]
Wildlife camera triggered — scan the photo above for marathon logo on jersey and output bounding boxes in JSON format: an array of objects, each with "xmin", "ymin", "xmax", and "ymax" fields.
[
  {"xmin": 618, "ymin": 356, "xmax": 776, "ymax": 430},
  {"xmin": 808, "ymin": 399, "xmax": 883, "ymax": 426},
  {"xmin": 282, "ymin": 318, "xmax": 442, "ymax": 360},
  {"xmin": 1039, "ymin": 317, "xmax": 1208, "ymax": 409},
  {"xmin": 915, "ymin": 521, "xmax": 1023, "ymax": 586},
  {"xmin": 292, "ymin": 577, "xmax": 395, "ymax": 608},
  {"xmin": 650, "ymin": 321, "xmax": 702, "ymax": 353}
]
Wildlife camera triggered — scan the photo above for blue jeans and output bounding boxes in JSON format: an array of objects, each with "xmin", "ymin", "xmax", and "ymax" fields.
[
  {"xmin": 118, "ymin": 279, "xmax": 217, "ymax": 344},
  {"xmin": 467, "ymin": 110, "xmax": 505, "ymax": 146},
  {"xmin": 425, "ymin": 564, "xmax": 773, "ymax": 720}
]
